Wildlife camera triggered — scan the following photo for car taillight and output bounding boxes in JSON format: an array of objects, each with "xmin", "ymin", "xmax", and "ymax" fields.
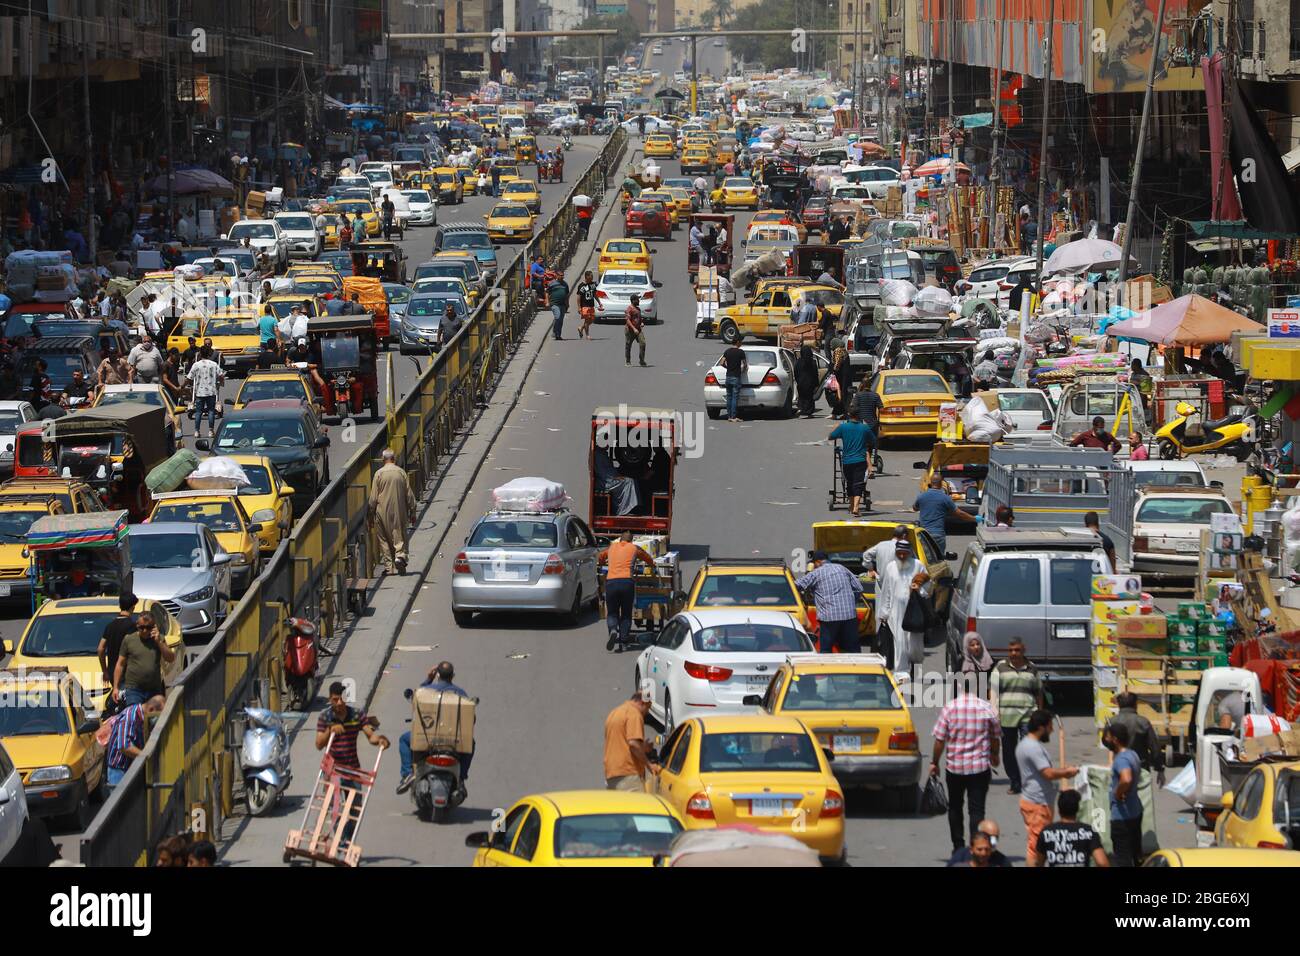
[
  {"xmin": 686, "ymin": 792, "xmax": 715, "ymax": 819},
  {"xmin": 426, "ymin": 753, "xmax": 459, "ymax": 767},
  {"xmin": 889, "ymin": 731, "xmax": 918, "ymax": 751},
  {"xmin": 453, "ymin": 552, "xmax": 470, "ymax": 573},
  {"xmin": 761, "ymin": 371, "xmax": 780, "ymax": 385},
  {"xmin": 704, "ymin": 371, "xmax": 719, "ymax": 386},
  {"xmin": 595, "ymin": 290, "xmax": 607, "ymax": 298},
  {"xmin": 683, "ymin": 661, "xmax": 733, "ymax": 681},
  {"xmin": 821, "ymin": 790, "xmax": 845, "ymax": 817},
  {"xmin": 884, "ymin": 405, "xmax": 905, "ymax": 414},
  {"xmin": 1258, "ymin": 841, "xmax": 1289, "ymax": 849},
  {"xmin": 642, "ymin": 291, "xmax": 654, "ymax": 299},
  {"xmin": 966, "ymin": 616, "xmax": 977, "ymax": 634},
  {"xmin": 846, "ymin": 340, "xmax": 854, "ymax": 351},
  {"xmin": 600, "ymin": 255, "xmax": 612, "ymax": 263},
  {"xmin": 1133, "ymin": 536, "xmax": 1149, "ymax": 551},
  {"xmin": 1037, "ymin": 420, "xmax": 1053, "ymax": 430},
  {"xmin": 543, "ymin": 555, "xmax": 566, "ymax": 574},
  {"xmin": 998, "ymin": 280, "xmax": 1014, "ymax": 290}
]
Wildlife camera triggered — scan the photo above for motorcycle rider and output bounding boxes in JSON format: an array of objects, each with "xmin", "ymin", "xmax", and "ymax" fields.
[{"xmin": 396, "ymin": 661, "xmax": 474, "ymax": 794}]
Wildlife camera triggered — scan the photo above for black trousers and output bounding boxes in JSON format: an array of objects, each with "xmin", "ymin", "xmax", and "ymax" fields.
[
  {"xmin": 605, "ymin": 578, "xmax": 635, "ymax": 644},
  {"xmin": 946, "ymin": 769, "xmax": 991, "ymax": 850},
  {"xmin": 1002, "ymin": 725, "xmax": 1024, "ymax": 789},
  {"xmin": 1110, "ymin": 813, "xmax": 1144, "ymax": 867}
]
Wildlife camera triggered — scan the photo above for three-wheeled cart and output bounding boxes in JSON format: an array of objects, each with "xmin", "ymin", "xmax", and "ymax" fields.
[
  {"xmin": 283, "ymin": 735, "xmax": 383, "ymax": 867},
  {"xmin": 597, "ymin": 538, "xmax": 683, "ymax": 637}
]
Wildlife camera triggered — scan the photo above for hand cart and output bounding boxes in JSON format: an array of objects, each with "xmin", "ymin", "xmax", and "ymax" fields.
[
  {"xmin": 827, "ymin": 446, "xmax": 878, "ymax": 512},
  {"xmin": 597, "ymin": 551, "xmax": 683, "ymax": 639},
  {"xmin": 283, "ymin": 734, "xmax": 383, "ymax": 867}
]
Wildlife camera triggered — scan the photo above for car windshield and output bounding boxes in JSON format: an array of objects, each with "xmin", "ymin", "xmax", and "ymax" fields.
[
  {"xmin": 414, "ymin": 279, "xmax": 463, "ymax": 295},
  {"xmin": 780, "ymin": 672, "xmax": 902, "ymax": 711},
  {"xmin": 996, "ymin": 392, "xmax": 1050, "ymax": 413},
  {"xmin": 630, "ymin": 202, "xmax": 663, "ymax": 213},
  {"xmin": 335, "ymin": 202, "xmax": 372, "ymax": 215},
  {"xmin": 440, "ymin": 232, "xmax": 490, "ymax": 250},
  {"xmin": 468, "ymin": 520, "xmax": 557, "ymax": 547},
  {"xmin": 0, "ymin": 699, "xmax": 71, "ymax": 736},
  {"xmin": 215, "ymin": 250, "xmax": 255, "ymax": 269},
  {"xmin": 692, "ymin": 623, "xmax": 809, "ymax": 653},
  {"xmin": 240, "ymin": 379, "xmax": 304, "ymax": 404},
  {"xmin": 1136, "ymin": 498, "xmax": 1232, "ymax": 523},
  {"xmin": 215, "ymin": 418, "xmax": 306, "ymax": 449},
  {"xmin": 266, "ymin": 300, "xmax": 313, "ymax": 319},
  {"xmin": 363, "ymin": 169, "xmax": 392, "ymax": 183},
  {"xmin": 236, "ymin": 465, "xmax": 274, "ymax": 496},
  {"xmin": 492, "ymin": 204, "xmax": 530, "ymax": 218},
  {"xmin": 503, "ymin": 182, "xmax": 535, "ymax": 194},
  {"xmin": 205, "ymin": 319, "xmax": 257, "ymax": 337},
  {"xmin": 385, "ymin": 285, "xmax": 412, "ymax": 303},
  {"xmin": 699, "ymin": 732, "xmax": 821, "ymax": 773},
  {"xmin": 553, "ymin": 813, "xmax": 682, "ymax": 859},
  {"xmin": 97, "ymin": 390, "xmax": 162, "ymax": 407},
  {"xmin": 416, "ymin": 264, "xmax": 467, "ymax": 282},
  {"xmin": 131, "ymin": 532, "xmax": 203, "ymax": 568},
  {"xmin": 153, "ymin": 500, "xmax": 243, "ymax": 533},
  {"xmin": 606, "ymin": 241, "xmax": 644, "ymax": 254},
  {"xmin": 230, "ymin": 223, "xmax": 275, "ymax": 239},
  {"xmin": 403, "ymin": 191, "xmax": 431, "ymax": 203},
  {"xmin": 278, "ymin": 216, "xmax": 314, "ymax": 231},
  {"xmin": 409, "ymin": 296, "xmax": 459, "ymax": 317},
  {"xmin": 694, "ymin": 572, "xmax": 797, "ymax": 607},
  {"xmin": 0, "ymin": 508, "xmax": 47, "ymax": 540},
  {"xmin": 293, "ymin": 278, "xmax": 338, "ymax": 294},
  {"xmin": 800, "ymin": 290, "xmax": 843, "ymax": 307},
  {"xmin": 1131, "ymin": 469, "xmax": 1206, "ymax": 488},
  {"xmin": 0, "ymin": 410, "xmax": 28, "ymax": 432},
  {"xmin": 20, "ymin": 612, "xmax": 117, "ymax": 656},
  {"xmin": 724, "ymin": 178, "xmax": 752, "ymax": 188}
]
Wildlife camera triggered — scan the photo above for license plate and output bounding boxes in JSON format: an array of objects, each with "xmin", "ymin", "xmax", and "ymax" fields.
[
  {"xmin": 490, "ymin": 565, "xmax": 529, "ymax": 581},
  {"xmin": 914, "ymin": 405, "xmax": 930, "ymax": 416},
  {"xmin": 832, "ymin": 734, "xmax": 861, "ymax": 752},
  {"xmin": 223, "ymin": 356, "xmax": 236, "ymax": 366},
  {"xmin": 0, "ymin": 584, "xmax": 10, "ymax": 597},
  {"xmin": 750, "ymin": 798, "xmax": 784, "ymax": 817},
  {"xmin": 746, "ymin": 674, "xmax": 770, "ymax": 688}
]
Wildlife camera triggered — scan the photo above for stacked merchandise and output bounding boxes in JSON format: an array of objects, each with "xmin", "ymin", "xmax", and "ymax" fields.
[
  {"xmin": 1091, "ymin": 575, "xmax": 1152, "ymax": 731},
  {"xmin": 5, "ymin": 249, "xmax": 75, "ymax": 302}
]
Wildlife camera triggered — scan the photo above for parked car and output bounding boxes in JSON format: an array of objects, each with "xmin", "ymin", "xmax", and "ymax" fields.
[
  {"xmin": 225, "ymin": 219, "xmax": 288, "ymax": 270},
  {"xmin": 273, "ymin": 212, "xmax": 322, "ymax": 260},
  {"xmin": 199, "ymin": 405, "xmax": 330, "ymax": 516},
  {"xmin": 0, "ymin": 740, "xmax": 29, "ymax": 862},
  {"xmin": 1131, "ymin": 489, "xmax": 1235, "ymax": 584}
]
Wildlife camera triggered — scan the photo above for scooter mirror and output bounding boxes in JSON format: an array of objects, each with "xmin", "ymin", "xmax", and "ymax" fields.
[{"xmin": 403, "ymin": 687, "xmax": 414, "ymax": 700}]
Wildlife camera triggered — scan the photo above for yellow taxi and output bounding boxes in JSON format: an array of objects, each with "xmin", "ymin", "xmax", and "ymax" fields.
[
  {"xmin": 0, "ymin": 496, "xmax": 63, "ymax": 600},
  {"xmin": 1145, "ymin": 848, "xmax": 1300, "ymax": 867},
  {"xmin": 809, "ymin": 521, "xmax": 944, "ymax": 636},
  {"xmin": 430, "ymin": 252, "xmax": 484, "ymax": 305},
  {"xmin": 751, "ymin": 209, "xmax": 808, "ymax": 243},
  {"xmin": 232, "ymin": 367, "xmax": 320, "ymax": 413},
  {"xmin": 1214, "ymin": 760, "xmax": 1300, "ymax": 849},
  {"xmin": 290, "ymin": 271, "xmax": 344, "ymax": 298},
  {"xmin": 710, "ymin": 177, "xmax": 760, "ymax": 211},
  {"xmin": 433, "ymin": 167, "xmax": 464, "ymax": 205},
  {"xmin": 91, "ymin": 383, "xmax": 186, "ymax": 444},
  {"xmin": 2, "ymin": 597, "xmax": 185, "ymax": 714},
  {"xmin": 598, "ymin": 238, "xmax": 654, "ymax": 278},
  {"xmin": 513, "ymin": 134, "xmax": 538, "ymax": 164},
  {"xmin": 167, "ymin": 312, "xmax": 204, "ymax": 353},
  {"xmin": 467, "ymin": 790, "xmax": 684, "ymax": 867},
  {"xmin": 457, "ymin": 168, "xmax": 479, "ymax": 196},
  {"xmin": 715, "ymin": 285, "xmax": 807, "ymax": 343},
  {"xmin": 484, "ymin": 201, "xmax": 536, "ymax": 243},
  {"xmin": 263, "ymin": 294, "xmax": 321, "ymax": 320},
  {"xmin": 749, "ymin": 653, "xmax": 921, "ymax": 807},
  {"xmin": 148, "ymin": 491, "xmax": 262, "ymax": 593},
  {"xmin": 331, "ymin": 199, "xmax": 380, "ymax": 236},
  {"xmin": 713, "ymin": 138, "xmax": 736, "ymax": 166},
  {"xmin": 914, "ymin": 442, "xmax": 989, "ymax": 521},
  {"xmin": 492, "ymin": 162, "xmax": 522, "ymax": 186},
  {"xmin": 638, "ymin": 190, "xmax": 681, "ymax": 228},
  {"xmin": 871, "ymin": 369, "xmax": 955, "ymax": 440},
  {"xmin": 662, "ymin": 186, "xmax": 695, "ymax": 220},
  {"xmin": 0, "ymin": 669, "xmax": 104, "ymax": 827},
  {"xmin": 652, "ymin": 714, "xmax": 846, "ymax": 864},
  {"xmin": 200, "ymin": 312, "xmax": 262, "ymax": 373},
  {"xmin": 500, "ymin": 178, "xmax": 542, "ymax": 214},
  {"xmin": 0, "ymin": 478, "xmax": 103, "ymax": 517},
  {"xmin": 317, "ymin": 213, "xmax": 346, "ymax": 250},
  {"xmin": 683, "ymin": 559, "xmax": 809, "ymax": 630},
  {"xmin": 224, "ymin": 453, "xmax": 296, "ymax": 552},
  {"xmin": 680, "ymin": 145, "xmax": 714, "ymax": 175},
  {"xmin": 286, "ymin": 261, "xmax": 335, "ymax": 277},
  {"xmin": 644, "ymin": 134, "xmax": 676, "ymax": 159}
]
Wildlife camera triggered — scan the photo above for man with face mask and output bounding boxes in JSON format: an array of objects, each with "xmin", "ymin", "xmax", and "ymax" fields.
[
  {"xmin": 947, "ymin": 818, "xmax": 1012, "ymax": 867},
  {"xmin": 127, "ymin": 335, "xmax": 163, "ymax": 383},
  {"xmin": 1069, "ymin": 415, "xmax": 1121, "ymax": 453},
  {"xmin": 1015, "ymin": 710, "xmax": 1079, "ymax": 866}
]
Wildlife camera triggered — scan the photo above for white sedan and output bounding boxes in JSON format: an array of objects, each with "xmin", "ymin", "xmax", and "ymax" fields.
[
  {"xmin": 621, "ymin": 115, "xmax": 675, "ymax": 136},
  {"xmin": 595, "ymin": 269, "xmax": 659, "ymax": 323},
  {"xmin": 703, "ymin": 345, "xmax": 827, "ymax": 419},
  {"xmin": 402, "ymin": 189, "xmax": 437, "ymax": 226},
  {"xmin": 634, "ymin": 609, "xmax": 815, "ymax": 735}
]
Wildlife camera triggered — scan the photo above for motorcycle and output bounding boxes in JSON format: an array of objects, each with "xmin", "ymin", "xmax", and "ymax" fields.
[
  {"xmin": 403, "ymin": 687, "xmax": 477, "ymax": 823},
  {"xmin": 562, "ymin": 132, "xmax": 574, "ymax": 151},
  {"xmin": 1155, "ymin": 400, "xmax": 1260, "ymax": 462},
  {"xmin": 332, "ymin": 370, "xmax": 353, "ymax": 417},
  {"xmin": 240, "ymin": 707, "xmax": 291, "ymax": 816},
  {"xmin": 282, "ymin": 616, "xmax": 320, "ymax": 712}
]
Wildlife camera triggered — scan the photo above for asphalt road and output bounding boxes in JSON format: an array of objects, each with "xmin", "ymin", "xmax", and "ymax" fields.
[
  {"xmin": 641, "ymin": 35, "xmax": 730, "ymax": 92},
  {"xmin": 0, "ymin": 133, "xmax": 600, "ymax": 860}
]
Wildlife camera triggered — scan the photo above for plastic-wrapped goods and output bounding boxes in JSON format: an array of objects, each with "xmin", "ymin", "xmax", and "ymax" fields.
[
  {"xmin": 960, "ymin": 395, "xmax": 1009, "ymax": 443},
  {"xmin": 174, "ymin": 263, "xmax": 205, "ymax": 280},
  {"xmin": 491, "ymin": 477, "xmax": 568, "ymax": 512},
  {"xmin": 187, "ymin": 455, "xmax": 251, "ymax": 489},
  {"xmin": 146, "ymin": 449, "xmax": 201, "ymax": 493},
  {"xmin": 1242, "ymin": 713, "xmax": 1292, "ymax": 738},
  {"xmin": 572, "ymin": 194, "xmax": 592, "ymax": 208},
  {"xmin": 913, "ymin": 285, "xmax": 954, "ymax": 317},
  {"xmin": 880, "ymin": 279, "xmax": 917, "ymax": 307}
]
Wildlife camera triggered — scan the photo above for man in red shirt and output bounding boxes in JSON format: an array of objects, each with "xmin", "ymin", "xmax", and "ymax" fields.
[
  {"xmin": 1069, "ymin": 415, "xmax": 1121, "ymax": 453},
  {"xmin": 624, "ymin": 294, "xmax": 647, "ymax": 367}
]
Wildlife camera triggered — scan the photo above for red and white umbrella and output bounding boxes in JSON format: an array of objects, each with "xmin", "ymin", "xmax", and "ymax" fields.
[{"xmin": 912, "ymin": 157, "xmax": 970, "ymax": 178}]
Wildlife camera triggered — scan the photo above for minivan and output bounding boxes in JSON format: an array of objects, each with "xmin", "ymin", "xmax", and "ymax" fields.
[
  {"xmin": 17, "ymin": 336, "xmax": 102, "ymax": 397},
  {"xmin": 946, "ymin": 527, "xmax": 1111, "ymax": 681}
]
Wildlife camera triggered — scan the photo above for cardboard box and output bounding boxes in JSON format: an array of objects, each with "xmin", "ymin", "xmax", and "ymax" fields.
[
  {"xmin": 1169, "ymin": 634, "xmax": 1198, "ymax": 655},
  {"xmin": 1240, "ymin": 728, "xmax": 1300, "ymax": 760},
  {"xmin": 1198, "ymin": 634, "xmax": 1228, "ymax": 655},
  {"xmin": 1167, "ymin": 617, "xmax": 1198, "ymax": 639},
  {"xmin": 1093, "ymin": 643, "xmax": 1118, "ymax": 667},
  {"xmin": 1092, "ymin": 621, "xmax": 1118, "ymax": 646},
  {"xmin": 1093, "ymin": 665, "xmax": 1118, "ymax": 689},
  {"xmin": 1199, "ymin": 619, "xmax": 1227, "ymax": 638},
  {"xmin": 1092, "ymin": 575, "xmax": 1143, "ymax": 601},
  {"xmin": 1094, "ymin": 701, "xmax": 1119, "ymax": 728},
  {"xmin": 1093, "ymin": 600, "xmax": 1143, "ymax": 624},
  {"xmin": 1177, "ymin": 602, "xmax": 1208, "ymax": 620},
  {"xmin": 1114, "ymin": 614, "xmax": 1166, "ymax": 639},
  {"xmin": 408, "ymin": 688, "xmax": 475, "ymax": 753},
  {"xmin": 1119, "ymin": 637, "xmax": 1169, "ymax": 657}
]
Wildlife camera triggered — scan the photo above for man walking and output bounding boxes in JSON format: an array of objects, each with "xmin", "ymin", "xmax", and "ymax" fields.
[
  {"xmin": 1034, "ymin": 790, "xmax": 1110, "ymax": 867},
  {"xmin": 127, "ymin": 335, "xmax": 164, "ymax": 384},
  {"xmin": 624, "ymin": 293, "xmax": 647, "ymax": 367},
  {"xmin": 990, "ymin": 638, "xmax": 1044, "ymax": 794},
  {"xmin": 830, "ymin": 409, "xmax": 872, "ymax": 517},
  {"xmin": 1015, "ymin": 710, "xmax": 1079, "ymax": 866},
  {"xmin": 913, "ymin": 474, "xmax": 976, "ymax": 553},
  {"xmin": 368, "ymin": 448, "xmax": 416, "ymax": 574},
  {"xmin": 112, "ymin": 611, "xmax": 176, "ymax": 708},
  {"xmin": 598, "ymin": 530, "xmax": 657, "ymax": 651},
  {"xmin": 547, "ymin": 270, "xmax": 570, "ymax": 340},
  {"xmin": 105, "ymin": 694, "xmax": 165, "ymax": 790},
  {"xmin": 720, "ymin": 340, "xmax": 748, "ymax": 422},
  {"xmin": 931, "ymin": 673, "xmax": 1001, "ymax": 854},
  {"xmin": 575, "ymin": 270, "xmax": 597, "ymax": 340},
  {"xmin": 1104, "ymin": 722, "xmax": 1145, "ymax": 866},
  {"xmin": 850, "ymin": 378, "xmax": 883, "ymax": 478},
  {"xmin": 97, "ymin": 592, "xmax": 138, "ymax": 717},
  {"xmin": 603, "ymin": 682, "xmax": 658, "ymax": 791},
  {"xmin": 437, "ymin": 302, "xmax": 464, "ymax": 349},
  {"xmin": 1111, "ymin": 691, "xmax": 1165, "ymax": 784},
  {"xmin": 188, "ymin": 345, "xmax": 223, "ymax": 440},
  {"xmin": 795, "ymin": 550, "xmax": 864, "ymax": 653}
]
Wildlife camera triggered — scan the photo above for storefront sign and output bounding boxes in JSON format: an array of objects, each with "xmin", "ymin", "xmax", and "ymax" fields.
[{"xmin": 1267, "ymin": 308, "xmax": 1300, "ymax": 338}]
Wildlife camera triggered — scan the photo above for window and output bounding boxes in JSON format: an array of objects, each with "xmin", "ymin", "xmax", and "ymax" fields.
[
  {"xmin": 1136, "ymin": 498, "xmax": 1232, "ymax": 524},
  {"xmin": 552, "ymin": 813, "xmax": 682, "ymax": 859},
  {"xmin": 1276, "ymin": 772, "xmax": 1300, "ymax": 832},
  {"xmin": 667, "ymin": 723, "xmax": 693, "ymax": 774},
  {"xmin": 495, "ymin": 805, "xmax": 529, "ymax": 851},
  {"xmin": 564, "ymin": 521, "xmax": 587, "ymax": 551},
  {"xmin": 983, "ymin": 558, "xmax": 1041, "ymax": 605},
  {"xmin": 882, "ymin": 373, "xmax": 949, "ymax": 396},
  {"xmin": 1050, "ymin": 559, "xmax": 1096, "ymax": 606},
  {"xmin": 779, "ymin": 672, "xmax": 901, "ymax": 711},
  {"xmin": 1234, "ymin": 770, "xmax": 1265, "ymax": 820},
  {"xmin": 694, "ymin": 573, "xmax": 797, "ymax": 607},
  {"xmin": 918, "ymin": 530, "xmax": 941, "ymax": 564},
  {"xmin": 469, "ymin": 520, "xmax": 557, "ymax": 548},
  {"xmin": 511, "ymin": 809, "xmax": 541, "ymax": 860},
  {"xmin": 691, "ymin": 623, "xmax": 810, "ymax": 653},
  {"xmin": 698, "ymin": 732, "xmax": 821, "ymax": 773},
  {"xmin": 1291, "ymin": 0, "xmax": 1300, "ymax": 59}
]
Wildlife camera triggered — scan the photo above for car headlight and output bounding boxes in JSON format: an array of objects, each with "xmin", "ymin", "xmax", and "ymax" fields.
[
  {"xmin": 251, "ymin": 509, "xmax": 277, "ymax": 523},
  {"xmin": 28, "ymin": 765, "xmax": 72, "ymax": 784},
  {"xmin": 179, "ymin": 585, "xmax": 214, "ymax": 602}
]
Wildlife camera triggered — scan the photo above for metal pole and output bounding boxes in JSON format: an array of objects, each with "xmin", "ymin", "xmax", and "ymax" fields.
[
  {"xmin": 1117, "ymin": 0, "xmax": 1168, "ymax": 305},
  {"xmin": 691, "ymin": 35, "xmax": 698, "ymax": 116},
  {"xmin": 1033, "ymin": 0, "xmax": 1056, "ymax": 296},
  {"xmin": 82, "ymin": 38, "xmax": 96, "ymax": 264},
  {"xmin": 597, "ymin": 34, "xmax": 605, "ymax": 105},
  {"xmin": 946, "ymin": 0, "xmax": 952, "ymax": 118},
  {"xmin": 274, "ymin": 9, "xmax": 281, "ymax": 181},
  {"xmin": 987, "ymin": 0, "xmax": 1007, "ymax": 232},
  {"xmin": 163, "ymin": 3, "xmax": 174, "ymax": 237},
  {"xmin": 224, "ymin": 31, "xmax": 232, "ymax": 158}
]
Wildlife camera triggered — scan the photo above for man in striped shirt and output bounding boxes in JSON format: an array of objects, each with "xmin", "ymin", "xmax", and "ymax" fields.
[
  {"xmin": 315, "ymin": 681, "xmax": 389, "ymax": 770},
  {"xmin": 989, "ymin": 638, "xmax": 1044, "ymax": 795},
  {"xmin": 931, "ymin": 675, "xmax": 1001, "ymax": 853},
  {"xmin": 795, "ymin": 550, "xmax": 864, "ymax": 653},
  {"xmin": 105, "ymin": 695, "xmax": 165, "ymax": 789}
]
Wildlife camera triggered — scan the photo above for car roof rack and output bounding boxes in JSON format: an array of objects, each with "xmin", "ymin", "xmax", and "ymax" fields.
[{"xmin": 702, "ymin": 556, "xmax": 789, "ymax": 566}]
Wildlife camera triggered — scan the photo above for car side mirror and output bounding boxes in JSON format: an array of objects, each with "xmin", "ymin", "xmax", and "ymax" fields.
[
  {"xmin": 194, "ymin": 438, "xmax": 210, "ymax": 451},
  {"xmin": 912, "ymin": 461, "xmax": 927, "ymax": 469},
  {"xmin": 213, "ymin": 551, "xmax": 233, "ymax": 565},
  {"xmin": 224, "ymin": 397, "xmax": 235, "ymax": 406},
  {"xmin": 464, "ymin": 831, "xmax": 491, "ymax": 849},
  {"xmin": 742, "ymin": 694, "xmax": 763, "ymax": 707},
  {"xmin": 945, "ymin": 552, "xmax": 958, "ymax": 561},
  {"xmin": 1220, "ymin": 791, "xmax": 1235, "ymax": 812},
  {"xmin": 77, "ymin": 718, "xmax": 100, "ymax": 735},
  {"xmin": 282, "ymin": 486, "xmax": 296, "ymax": 497},
  {"xmin": 0, "ymin": 790, "xmax": 9, "ymax": 805},
  {"xmin": 822, "ymin": 747, "xmax": 835, "ymax": 763},
  {"xmin": 2, "ymin": 639, "xmax": 13, "ymax": 655},
  {"xmin": 315, "ymin": 435, "xmax": 331, "ymax": 448}
]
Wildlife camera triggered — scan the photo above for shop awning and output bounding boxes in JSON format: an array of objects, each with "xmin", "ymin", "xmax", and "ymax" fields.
[
  {"xmin": 1105, "ymin": 293, "xmax": 1264, "ymax": 346},
  {"xmin": 1185, "ymin": 220, "xmax": 1300, "ymax": 240},
  {"xmin": 956, "ymin": 112, "xmax": 993, "ymax": 129}
]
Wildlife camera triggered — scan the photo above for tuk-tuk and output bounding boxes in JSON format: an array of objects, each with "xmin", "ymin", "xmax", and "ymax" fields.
[
  {"xmin": 350, "ymin": 240, "xmax": 408, "ymax": 284},
  {"xmin": 13, "ymin": 404, "xmax": 170, "ymax": 521},
  {"xmin": 589, "ymin": 407, "xmax": 680, "ymax": 542},
  {"xmin": 687, "ymin": 213, "xmax": 735, "ymax": 281},
  {"xmin": 514, "ymin": 133, "xmax": 538, "ymax": 164},
  {"xmin": 341, "ymin": 274, "xmax": 391, "ymax": 344},
  {"xmin": 306, "ymin": 315, "xmax": 380, "ymax": 421},
  {"xmin": 26, "ymin": 509, "xmax": 132, "ymax": 610}
]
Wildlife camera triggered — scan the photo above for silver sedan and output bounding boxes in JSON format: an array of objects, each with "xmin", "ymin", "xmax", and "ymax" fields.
[{"xmin": 703, "ymin": 345, "xmax": 828, "ymax": 419}]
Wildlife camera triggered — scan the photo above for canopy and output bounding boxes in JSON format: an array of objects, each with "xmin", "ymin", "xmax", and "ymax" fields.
[
  {"xmin": 1184, "ymin": 219, "xmax": 1300, "ymax": 240},
  {"xmin": 145, "ymin": 168, "xmax": 235, "ymax": 197},
  {"xmin": 956, "ymin": 112, "xmax": 993, "ymax": 129},
  {"xmin": 1105, "ymin": 294, "xmax": 1264, "ymax": 346},
  {"xmin": 53, "ymin": 402, "xmax": 170, "ymax": 469},
  {"xmin": 27, "ymin": 510, "xmax": 129, "ymax": 551},
  {"xmin": 911, "ymin": 156, "xmax": 970, "ymax": 178},
  {"xmin": 1044, "ymin": 237, "xmax": 1133, "ymax": 274}
]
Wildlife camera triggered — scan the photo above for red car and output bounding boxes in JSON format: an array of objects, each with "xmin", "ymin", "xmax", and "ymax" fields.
[
  {"xmin": 801, "ymin": 197, "xmax": 829, "ymax": 235},
  {"xmin": 624, "ymin": 199, "xmax": 672, "ymax": 240}
]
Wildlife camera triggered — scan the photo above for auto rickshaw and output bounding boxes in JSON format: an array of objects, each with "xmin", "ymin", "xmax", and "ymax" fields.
[
  {"xmin": 588, "ymin": 407, "xmax": 680, "ymax": 543},
  {"xmin": 514, "ymin": 133, "xmax": 538, "ymax": 164},
  {"xmin": 350, "ymin": 240, "xmax": 408, "ymax": 284},
  {"xmin": 537, "ymin": 153, "xmax": 564, "ymax": 184},
  {"xmin": 341, "ymin": 274, "xmax": 392, "ymax": 344},
  {"xmin": 306, "ymin": 315, "xmax": 380, "ymax": 421},
  {"xmin": 26, "ymin": 509, "xmax": 133, "ymax": 610},
  {"xmin": 687, "ymin": 213, "xmax": 735, "ymax": 281},
  {"xmin": 12, "ymin": 403, "xmax": 170, "ymax": 521}
]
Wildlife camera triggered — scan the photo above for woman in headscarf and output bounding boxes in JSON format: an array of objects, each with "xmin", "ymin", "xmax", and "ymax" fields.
[
  {"xmin": 794, "ymin": 344, "xmax": 819, "ymax": 418},
  {"xmin": 828, "ymin": 339, "xmax": 852, "ymax": 419},
  {"xmin": 960, "ymin": 631, "xmax": 995, "ymax": 695}
]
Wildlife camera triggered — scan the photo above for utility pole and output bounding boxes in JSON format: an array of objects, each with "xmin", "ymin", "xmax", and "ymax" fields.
[
  {"xmin": 82, "ymin": 38, "xmax": 96, "ymax": 263},
  {"xmin": 1216, "ymin": 0, "xmax": 1238, "ymax": 221},
  {"xmin": 597, "ymin": 34, "xmax": 605, "ymax": 105},
  {"xmin": 1117, "ymin": 0, "xmax": 1168, "ymax": 305},
  {"xmin": 946, "ymin": 0, "xmax": 952, "ymax": 119},
  {"xmin": 1032, "ymin": 0, "xmax": 1056, "ymax": 295},
  {"xmin": 877, "ymin": 0, "xmax": 887, "ymax": 144},
  {"xmin": 924, "ymin": 0, "xmax": 932, "ymax": 153},
  {"xmin": 986, "ymin": 1, "xmax": 1007, "ymax": 231},
  {"xmin": 273, "ymin": 8, "xmax": 282, "ymax": 182},
  {"xmin": 899, "ymin": 0, "xmax": 908, "ymax": 156},
  {"xmin": 163, "ymin": 1, "xmax": 174, "ymax": 235}
]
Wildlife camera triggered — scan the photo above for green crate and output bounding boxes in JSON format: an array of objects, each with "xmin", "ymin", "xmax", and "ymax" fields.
[
  {"xmin": 1170, "ymin": 635, "xmax": 1198, "ymax": 655},
  {"xmin": 1178, "ymin": 602, "xmax": 1209, "ymax": 620},
  {"xmin": 1199, "ymin": 620, "xmax": 1228, "ymax": 638},
  {"xmin": 1167, "ymin": 617, "xmax": 1199, "ymax": 639}
]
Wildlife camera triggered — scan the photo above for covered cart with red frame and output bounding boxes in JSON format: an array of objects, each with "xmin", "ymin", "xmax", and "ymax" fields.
[
  {"xmin": 26, "ymin": 509, "xmax": 133, "ymax": 611},
  {"xmin": 588, "ymin": 406, "xmax": 680, "ymax": 544}
]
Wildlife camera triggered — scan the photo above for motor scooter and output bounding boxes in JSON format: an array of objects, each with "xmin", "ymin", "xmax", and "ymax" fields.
[
  {"xmin": 282, "ymin": 616, "xmax": 320, "ymax": 711},
  {"xmin": 331, "ymin": 369, "xmax": 354, "ymax": 417},
  {"xmin": 240, "ymin": 707, "xmax": 291, "ymax": 816},
  {"xmin": 403, "ymin": 687, "xmax": 477, "ymax": 823},
  {"xmin": 562, "ymin": 131, "xmax": 574, "ymax": 151},
  {"xmin": 1155, "ymin": 400, "xmax": 1260, "ymax": 462}
]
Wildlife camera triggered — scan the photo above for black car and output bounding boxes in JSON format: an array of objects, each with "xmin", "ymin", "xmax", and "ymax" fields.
[
  {"xmin": 16, "ymin": 336, "xmax": 103, "ymax": 397},
  {"xmin": 198, "ymin": 403, "xmax": 330, "ymax": 517}
]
